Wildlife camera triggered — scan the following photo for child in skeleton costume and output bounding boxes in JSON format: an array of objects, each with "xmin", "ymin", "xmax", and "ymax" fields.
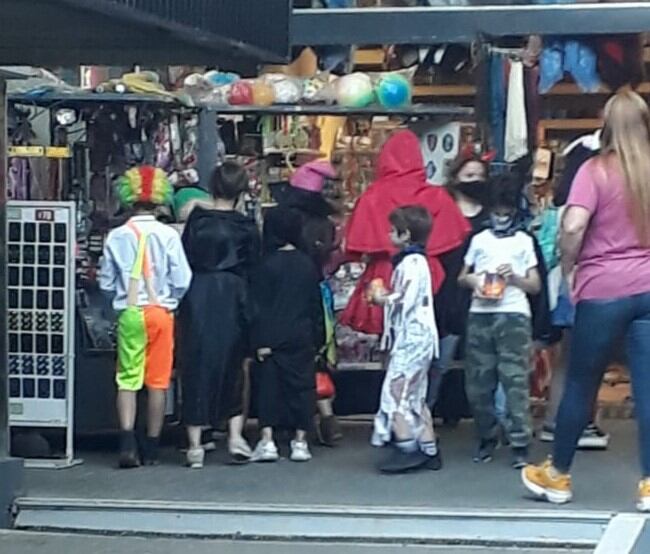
[{"xmin": 370, "ymin": 206, "xmax": 442, "ymax": 474}]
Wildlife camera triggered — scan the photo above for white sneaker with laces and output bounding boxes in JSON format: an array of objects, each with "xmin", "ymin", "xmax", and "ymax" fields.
[
  {"xmin": 290, "ymin": 440, "xmax": 312, "ymax": 462},
  {"xmin": 251, "ymin": 440, "xmax": 279, "ymax": 463}
]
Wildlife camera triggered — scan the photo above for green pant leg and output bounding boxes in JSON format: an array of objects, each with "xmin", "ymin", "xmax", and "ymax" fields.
[
  {"xmin": 465, "ymin": 313, "xmax": 500, "ymax": 442},
  {"xmin": 495, "ymin": 313, "xmax": 532, "ymax": 448}
]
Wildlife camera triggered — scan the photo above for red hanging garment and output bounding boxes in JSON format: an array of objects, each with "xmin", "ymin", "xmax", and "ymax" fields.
[{"xmin": 340, "ymin": 130, "xmax": 470, "ymax": 335}]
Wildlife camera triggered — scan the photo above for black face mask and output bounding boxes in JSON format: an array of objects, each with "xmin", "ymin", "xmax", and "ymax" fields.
[{"xmin": 454, "ymin": 180, "xmax": 489, "ymax": 204}]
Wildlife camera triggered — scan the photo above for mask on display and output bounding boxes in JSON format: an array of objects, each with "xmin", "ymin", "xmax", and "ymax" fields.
[{"xmin": 454, "ymin": 180, "xmax": 489, "ymax": 205}]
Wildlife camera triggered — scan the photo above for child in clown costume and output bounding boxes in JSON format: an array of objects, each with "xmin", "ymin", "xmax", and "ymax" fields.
[{"xmin": 100, "ymin": 166, "xmax": 192, "ymax": 468}]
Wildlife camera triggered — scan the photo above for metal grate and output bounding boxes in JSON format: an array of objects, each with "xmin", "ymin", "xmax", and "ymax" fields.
[{"xmin": 105, "ymin": 0, "xmax": 291, "ymax": 57}]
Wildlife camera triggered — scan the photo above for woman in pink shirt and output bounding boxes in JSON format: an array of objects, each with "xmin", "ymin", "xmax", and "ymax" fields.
[{"xmin": 522, "ymin": 90, "xmax": 650, "ymax": 512}]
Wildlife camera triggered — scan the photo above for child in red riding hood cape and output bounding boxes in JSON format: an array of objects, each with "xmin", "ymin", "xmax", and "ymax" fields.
[{"xmin": 340, "ymin": 130, "xmax": 470, "ymax": 335}]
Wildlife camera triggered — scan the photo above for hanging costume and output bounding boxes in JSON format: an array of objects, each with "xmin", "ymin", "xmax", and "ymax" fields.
[
  {"xmin": 179, "ymin": 207, "xmax": 260, "ymax": 427},
  {"xmin": 251, "ymin": 208, "xmax": 325, "ymax": 431},
  {"xmin": 372, "ymin": 247, "xmax": 439, "ymax": 447},
  {"xmin": 341, "ymin": 130, "xmax": 470, "ymax": 335}
]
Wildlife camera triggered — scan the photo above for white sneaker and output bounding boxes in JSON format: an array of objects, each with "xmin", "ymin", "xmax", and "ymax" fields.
[
  {"xmin": 251, "ymin": 440, "xmax": 279, "ymax": 463},
  {"xmin": 186, "ymin": 447, "xmax": 205, "ymax": 469},
  {"xmin": 229, "ymin": 436, "xmax": 253, "ymax": 464},
  {"xmin": 577, "ymin": 424, "xmax": 609, "ymax": 450},
  {"xmin": 290, "ymin": 440, "xmax": 312, "ymax": 462}
]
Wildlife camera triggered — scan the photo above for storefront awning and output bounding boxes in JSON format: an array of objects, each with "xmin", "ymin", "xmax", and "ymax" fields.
[{"xmin": 0, "ymin": 0, "xmax": 291, "ymax": 69}]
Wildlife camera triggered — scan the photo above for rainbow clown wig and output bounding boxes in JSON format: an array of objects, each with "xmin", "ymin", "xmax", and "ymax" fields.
[{"xmin": 116, "ymin": 166, "xmax": 173, "ymax": 208}]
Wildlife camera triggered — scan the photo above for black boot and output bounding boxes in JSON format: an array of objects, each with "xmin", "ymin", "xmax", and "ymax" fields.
[
  {"xmin": 319, "ymin": 415, "xmax": 343, "ymax": 447},
  {"xmin": 119, "ymin": 431, "xmax": 140, "ymax": 469},
  {"xmin": 140, "ymin": 436, "xmax": 160, "ymax": 466}
]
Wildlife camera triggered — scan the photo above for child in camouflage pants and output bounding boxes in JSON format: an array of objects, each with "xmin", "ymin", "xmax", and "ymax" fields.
[{"xmin": 458, "ymin": 176, "xmax": 541, "ymax": 470}]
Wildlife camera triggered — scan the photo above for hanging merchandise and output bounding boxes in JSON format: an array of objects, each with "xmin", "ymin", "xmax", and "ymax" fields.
[
  {"xmin": 597, "ymin": 34, "xmax": 644, "ymax": 92},
  {"xmin": 489, "ymin": 54, "xmax": 507, "ymax": 161},
  {"xmin": 539, "ymin": 38, "xmax": 601, "ymax": 94},
  {"xmin": 504, "ymin": 61, "xmax": 529, "ymax": 163},
  {"xmin": 336, "ymin": 73, "xmax": 375, "ymax": 108},
  {"xmin": 410, "ymin": 120, "xmax": 462, "ymax": 184}
]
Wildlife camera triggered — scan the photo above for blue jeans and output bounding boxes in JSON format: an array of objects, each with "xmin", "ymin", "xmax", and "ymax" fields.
[
  {"xmin": 554, "ymin": 292, "xmax": 650, "ymax": 475},
  {"xmin": 427, "ymin": 335, "xmax": 460, "ymax": 410}
]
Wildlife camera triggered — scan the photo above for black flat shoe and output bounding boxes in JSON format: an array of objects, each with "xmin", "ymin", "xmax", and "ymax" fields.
[{"xmin": 378, "ymin": 448, "xmax": 428, "ymax": 474}]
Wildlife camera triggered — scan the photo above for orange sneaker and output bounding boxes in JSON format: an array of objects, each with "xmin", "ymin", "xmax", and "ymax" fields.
[
  {"xmin": 637, "ymin": 479, "xmax": 650, "ymax": 512},
  {"xmin": 521, "ymin": 460, "xmax": 572, "ymax": 504}
]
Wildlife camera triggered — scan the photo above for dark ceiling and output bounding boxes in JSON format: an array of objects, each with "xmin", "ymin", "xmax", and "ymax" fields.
[{"xmin": 0, "ymin": 0, "xmax": 291, "ymax": 69}]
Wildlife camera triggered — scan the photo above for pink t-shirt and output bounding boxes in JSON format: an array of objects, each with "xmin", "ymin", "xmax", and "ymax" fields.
[{"xmin": 568, "ymin": 157, "xmax": 650, "ymax": 301}]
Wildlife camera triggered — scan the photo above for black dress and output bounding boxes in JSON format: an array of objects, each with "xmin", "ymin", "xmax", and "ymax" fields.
[
  {"xmin": 251, "ymin": 249, "xmax": 324, "ymax": 431},
  {"xmin": 179, "ymin": 207, "xmax": 260, "ymax": 427}
]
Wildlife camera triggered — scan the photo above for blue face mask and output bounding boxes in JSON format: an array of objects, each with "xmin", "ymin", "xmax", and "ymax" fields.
[{"xmin": 490, "ymin": 213, "xmax": 515, "ymax": 236}]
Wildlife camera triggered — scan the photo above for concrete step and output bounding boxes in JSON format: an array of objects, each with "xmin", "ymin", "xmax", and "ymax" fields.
[
  {"xmin": 14, "ymin": 497, "xmax": 610, "ymax": 549},
  {"xmin": 0, "ymin": 530, "xmax": 591, "ymax": 554}
]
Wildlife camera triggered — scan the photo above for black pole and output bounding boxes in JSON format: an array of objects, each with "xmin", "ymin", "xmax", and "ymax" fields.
[{"xmin": 0, "ymin": 76, "xmax": 24, "ymax": 529}]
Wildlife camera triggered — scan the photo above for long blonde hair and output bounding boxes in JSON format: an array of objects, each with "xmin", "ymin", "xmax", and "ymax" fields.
[{"xmin": 601, "ymin": 90, "xmax": 650, "ymax": 245}]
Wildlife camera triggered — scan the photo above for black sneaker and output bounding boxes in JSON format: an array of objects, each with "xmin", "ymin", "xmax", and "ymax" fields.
[
  {"xmin": 511, "ymin": 446, "xmax": 529, "ymax": 469},
  {"xmin": 424, "ymin": 450, "xmax": 443, "ymax": 471},
  {"xmin": 577, "ymin": 424, "xmax": 609, "ymax": 450},
  {"xmin": 119, "ymin": 431, "xmax": 140, "ymax": 469},
  {"xmin": 473, "ymin": 438, "xmax": 498, "ymax": 463},
  {"xmin": 378, "ymin": 447, "xmax": 428, "ymax": 474},
  {"xmin": 140, "ymin": 436, "xmax": 160, "ymax": 466}
]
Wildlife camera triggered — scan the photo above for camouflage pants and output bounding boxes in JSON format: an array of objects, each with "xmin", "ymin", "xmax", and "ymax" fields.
[{"xmin": 465, "ymin": 313, "xmax": 532, "ymax": 448}]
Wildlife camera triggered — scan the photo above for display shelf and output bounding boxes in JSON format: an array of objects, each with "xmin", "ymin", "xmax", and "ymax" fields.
[
  {"xmin": 413, "ymin": 82, "xmax": 650, "ymax": 99},
  {"xmin": 263, "ymin": 148, "xmax": 323, "ymax": 157},
  {"xmin": 9, "ymin": 91, "xmax": 183, "ymax": 108},
  {"xmin": 204, "ymin": 103, "xmax": 473, "ymax": 118}
]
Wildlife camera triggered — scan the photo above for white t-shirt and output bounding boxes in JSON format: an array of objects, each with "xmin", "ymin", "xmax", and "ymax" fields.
[{"xmin": 464, "ymin": 229, "xmax": 537, "ymax": 316}]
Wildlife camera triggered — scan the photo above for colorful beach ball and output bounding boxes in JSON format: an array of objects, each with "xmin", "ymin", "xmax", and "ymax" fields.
[
  {"xmin": 376, "ymin": 73, "xmax": 412, "ymax": 109},
  {"xmin": 336, "ymin": 73, "xmax": 374, "ymax": 108}
]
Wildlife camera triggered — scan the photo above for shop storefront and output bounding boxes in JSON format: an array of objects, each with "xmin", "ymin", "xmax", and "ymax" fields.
[{"xmin": 5, "ymin": 2, "xmax": 650, "ymax": 549}]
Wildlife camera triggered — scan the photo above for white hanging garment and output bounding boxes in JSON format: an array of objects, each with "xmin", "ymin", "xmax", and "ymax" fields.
[{"xmin": 504, "ymin": 60, "xmax": 529, "ymax": 163}]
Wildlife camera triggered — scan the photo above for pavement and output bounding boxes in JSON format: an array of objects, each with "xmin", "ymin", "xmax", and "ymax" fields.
[
  {"xmin": 23, "ymin": 419, "xmax": 639, "ymax": 513},
  {"xmin": 0, "ymin": 532, "xmax": 589, "ymax": 554}
]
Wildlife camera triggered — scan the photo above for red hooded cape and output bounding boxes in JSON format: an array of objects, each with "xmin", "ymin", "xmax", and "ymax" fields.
[{"xmin": 340, "ymin": 130, "xmax": 470, "ymax": 335}]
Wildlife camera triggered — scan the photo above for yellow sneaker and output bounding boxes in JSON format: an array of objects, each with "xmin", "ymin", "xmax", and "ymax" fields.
[
  {"xmin": 637, "ymin": 479, "xmax": 650, "ymax": 512},
  {"xmin": 521, "ymin": 460, "xmax": 572, "ymax": 504}
]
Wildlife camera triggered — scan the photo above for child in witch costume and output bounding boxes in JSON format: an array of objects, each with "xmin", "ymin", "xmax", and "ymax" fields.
[
  {"xmin": 369, "ymin": 206, "xmax": 442, "ymax": 474},
  {"xmin": 250, "ymin": 207, "xmax": 325, "ymax": 463},
  {"xmin": 100, "ymin": 166, "xmax": 192, "ymax": 468}
]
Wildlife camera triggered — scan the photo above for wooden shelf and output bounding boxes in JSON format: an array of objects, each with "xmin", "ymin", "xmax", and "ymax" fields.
[
  {"xmin": 539, "ymin": 118, "xmax": 602, "ymax": 131},
  {"xmin": 413, "ymin": 82, "xmax": 650, "ymax": 98},
  {"xmin": 354, "ymin": 48, "xmax": 385, "ymax": 66},
  {"xmin": 537, "ymin": 118, "xmax": 601, "ymax": 142}
]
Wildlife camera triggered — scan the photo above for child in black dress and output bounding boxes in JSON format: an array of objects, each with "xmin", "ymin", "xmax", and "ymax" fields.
[{"xmin": 250, "ymin": 207, "xmax": 325, "ymax": 462}]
